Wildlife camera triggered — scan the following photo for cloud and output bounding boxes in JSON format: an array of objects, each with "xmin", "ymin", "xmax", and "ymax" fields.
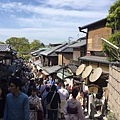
[
  {"xmin": 0, "ymin": 1, "xmax": 110, "ymax": 18},
  {"xmin": 35, "ymin": 0, "xmax": 114, "ymax": 10},
  {"xmin": 0, "ymin": 0, "xmax": 116, "ymax": 44},
  {"xmin": 0, "ymin": 1, "xmax": 109, "ymax": 28},
  {"xmin": 0, "ymin": 27, "xmax": 83, "ymax": 44}
]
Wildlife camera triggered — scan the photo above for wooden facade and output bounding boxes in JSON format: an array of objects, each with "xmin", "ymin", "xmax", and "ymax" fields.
[
  {"xmin": 41, "ymin": 56, "xmax": 58, "ymax": 66},
  {"xmin": 58, "ymin": 53, "xmax": 73, "ymax": 66},
  {"xmin": 87, "ymin": 27, "xmax": 112, "ymax": 51},
  {"xmin": 49, "ymin": 56, "xmax": 58, "ymax": 66},
  {"xmin": 73, "ymin": 46, "xmax": 85, "ymax": 60},
  {"xmin": 79, "ymin": 18, "xmax": 112, "ymax": 55}
]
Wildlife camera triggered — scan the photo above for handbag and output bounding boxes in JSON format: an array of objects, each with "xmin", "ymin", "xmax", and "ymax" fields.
[{"xmin": 46, "ymin": 92, "xmax": 56, "ymax": 110}]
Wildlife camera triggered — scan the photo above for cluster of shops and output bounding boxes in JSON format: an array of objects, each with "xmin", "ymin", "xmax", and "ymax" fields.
[{"xmin": 0, "ymin": 18, "xmax": 119, "ymax": 119}]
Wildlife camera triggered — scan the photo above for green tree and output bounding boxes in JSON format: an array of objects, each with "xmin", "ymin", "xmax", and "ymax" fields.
[
  {"xmin": 0, "ymin": 41, "xmax": 5, "ymax": 44},
  {"xmin": 6, "ymin": 37, "xmax": 30, "ymax": 56},
  {"xmin": 103, "ymin": 0, "xmax": 120, "ymax": 61},
  {"xmin": 24, "ymin": 55, "xmax": 30, "ymax": 61},
  {"xmin": 30, "ymin": 39, "xmax": 45, "ymax": 50},
  {"xmin": 106, "ymin": 0, "xmax": 120, "ymax": 31},
  {"xmin": 102, "ymin": 32, "xmax": 120, "ymax": 61}
]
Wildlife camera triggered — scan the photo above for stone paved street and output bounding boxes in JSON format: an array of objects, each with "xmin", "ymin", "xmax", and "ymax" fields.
[{"xmin": 43, "ymin": 111, "xmax": 108, "ymax": 120}]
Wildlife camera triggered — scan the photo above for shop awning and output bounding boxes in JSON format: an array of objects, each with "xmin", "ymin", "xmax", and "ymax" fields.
[
  {"xmin": 57, "ymin": 71, "xmax": 73, "ymax": 79},
  {"xmin": 42, "ymin": 70, "xmax": 49, "ymax": 76}
]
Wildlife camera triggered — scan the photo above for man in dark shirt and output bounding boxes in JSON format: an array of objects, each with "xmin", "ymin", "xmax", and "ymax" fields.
[{"xmin": 47, "ymin": 85, "xmax": 61, "ymax": 120}]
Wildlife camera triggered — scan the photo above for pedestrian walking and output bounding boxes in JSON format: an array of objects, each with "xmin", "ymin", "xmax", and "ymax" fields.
[
  {"xmin": 58, "ymin": 83, "xmax": 69, "ymax": 100},
  {"xmin": 3, "ymin": 76, "xmax": 29, "ymax": 120},
  {"xmin": 29, "ymin": 88, "xmax": 43, "ymax": 120},
  {"xmin": 42, "ymin": 87, "xmax": 50, "ymax": 118},
  {"xmin": 58, "ymin": 83, "xmax": 69, "ymax": 119},
  {"xmin": 47, "ymin": 76, "xmax": 54, "ymax": 86},
  {"xmin": 47, "ymin": 85, "xmax": 61, "ymax": 120},
  {"xmin": 63, "ymin": 88, "xmax": 84, "ymax": 120},
  {"xmin": 0, "ymin": 84, "xmax": 6, "ymax": 120},
  {"xmin": 22, "ymin": 81, "xmax": 29, "ymax": 95}
]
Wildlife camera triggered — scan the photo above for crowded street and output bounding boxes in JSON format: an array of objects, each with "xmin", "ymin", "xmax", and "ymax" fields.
[
  {"xmin": 0, "ymin": 0, "xmax": 119, "ymax": 119},
  {"xmin": 0, "ymin": 60, "xmax": 110, "ymax": 120}
]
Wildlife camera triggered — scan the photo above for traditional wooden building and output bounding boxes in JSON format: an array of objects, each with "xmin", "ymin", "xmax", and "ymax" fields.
[
  {"xmin": 78, "ymin": 18, "xmax": 112, "ymax": 73},
  {"xmin": 40, "ymin": 44, "xmax": 67, "ymax": 66},
  {"xmin": 79, "ymin": 18, "xmax": 112, "ymax": 56},
  {"xmin": 69, "ymin": 38, "xmax": 86, "ymax": 65},
  {"xmin": 0, "ymin": 44, "xmax": 17, "ymax": 65},
  {"xmin": 30, "ymin": 48, "xmax": 49, "ymax": 62},
  {"xmin": 0, "ymin": 44, "xmax": 17, "ymax": 80},
  {"xmin": 55, "ymin": 43, "xmax": 73, "ymax": 66}
]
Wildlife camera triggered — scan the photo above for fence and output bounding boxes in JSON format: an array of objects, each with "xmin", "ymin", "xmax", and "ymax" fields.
[{"xmin": 108, "ymin": 62, "xmax": 120, "ymax": 120}]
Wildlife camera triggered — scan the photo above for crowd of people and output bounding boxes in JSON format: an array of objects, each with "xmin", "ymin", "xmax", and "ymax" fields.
[{"xmin": 0, "ymin": 62, "xmax": 87, "ymax": 120}]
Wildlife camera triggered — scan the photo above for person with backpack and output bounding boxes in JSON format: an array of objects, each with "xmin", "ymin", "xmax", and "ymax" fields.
[{"xmin": 46, "ymin": 85, "xmax": 61, "ymax": 120}]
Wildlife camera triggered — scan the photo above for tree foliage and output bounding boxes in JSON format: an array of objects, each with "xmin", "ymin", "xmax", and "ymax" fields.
[
  {"xmin": 0, "ymin": 41, "xmax": 5, "ymax": 44},
  {"xmin": 6, "ymin": 37, "xmax": 30, "ymax": 56},
  {"xmin": 24, "ymin": 55, "xmax": 30, "ymax": 61},
  {"xmin": 102, "ymin": 32, "xmax": 120, "ymax": 61},
  {"xmin": 103, "ymin": 0, "xmax": 120, "ymax": 61},
  {"xmin": 5, "ymin": 37, "xmax": 45, "ymax": 57},
  {"xmin": 106, "ymin": 0, "xmax": 120, "ymax": 31},
  {"xmin": 30, "ymin": 39, "xmax": 45, "ymax": 50}
]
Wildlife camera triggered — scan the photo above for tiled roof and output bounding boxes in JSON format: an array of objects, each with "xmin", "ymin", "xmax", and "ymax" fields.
[
  {"xmin": 67, "ymin": 64, "xmax": 78, "ymax": 74},
  {"xmin": 55, "ymin": 43, "xmax": 68, "ymax": 52},
  {"xmin": 69, "ymin": 40, "xmax": 86, "ymax": 48},
  {"xmin": 55, "ymin": 43, "xmax": 73, "ymax": 53},
  {"xmin": 31, "ymin": 48, "xmax": 49, "ymax": 56},
  {"xmin": 79, "ymin": 56, "xmax": 110, "ymax": 64},
  {"xmin": 79, "ymin": 18, "xmax": 107, "ymax": 30},
  {"xmin": 42, "ymin": 65, "xmax": 61, "ymax": 74},
  {"xmin": 40, "ymin": 44, "xmax": 67, "ymax": 56},
  {"xmin": 49, "ymin": 52, "xmax": 57, "ymax": 56},
  {"xmin": 0, "ymin": 44, "xmax": 11, "ymax": 52},
  {"xmin": 62, "ymin": 47, "xmax": 73, "ymax": 53}
]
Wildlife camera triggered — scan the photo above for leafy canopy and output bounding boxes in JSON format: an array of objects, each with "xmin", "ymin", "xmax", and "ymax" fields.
[
  {"xmin": 102, "ymin": 0, "xmax": 120, "ymax": 61},
  {"xmin": 6, "ymin": 37, "xmax": 30, "ymax": 56},
  {"xmin": 30, "ymin": 39, "xmax": 45, "ymax": 50},
  {"xmin": 5, "ymin": 37, "xmax": 45, "ymax": 57},
  {"xmin": 0, "ymin": 41, "xmax": 5, "ymax": 44},
  {"xmin": 106, "ymin": 0, "xmax": 120, "ymax": 31}
]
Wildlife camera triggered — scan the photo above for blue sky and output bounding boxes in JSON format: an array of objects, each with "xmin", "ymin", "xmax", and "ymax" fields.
[{"xmin": 0, "ymin": 0, "xmax": 116, "ymax": 45}]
